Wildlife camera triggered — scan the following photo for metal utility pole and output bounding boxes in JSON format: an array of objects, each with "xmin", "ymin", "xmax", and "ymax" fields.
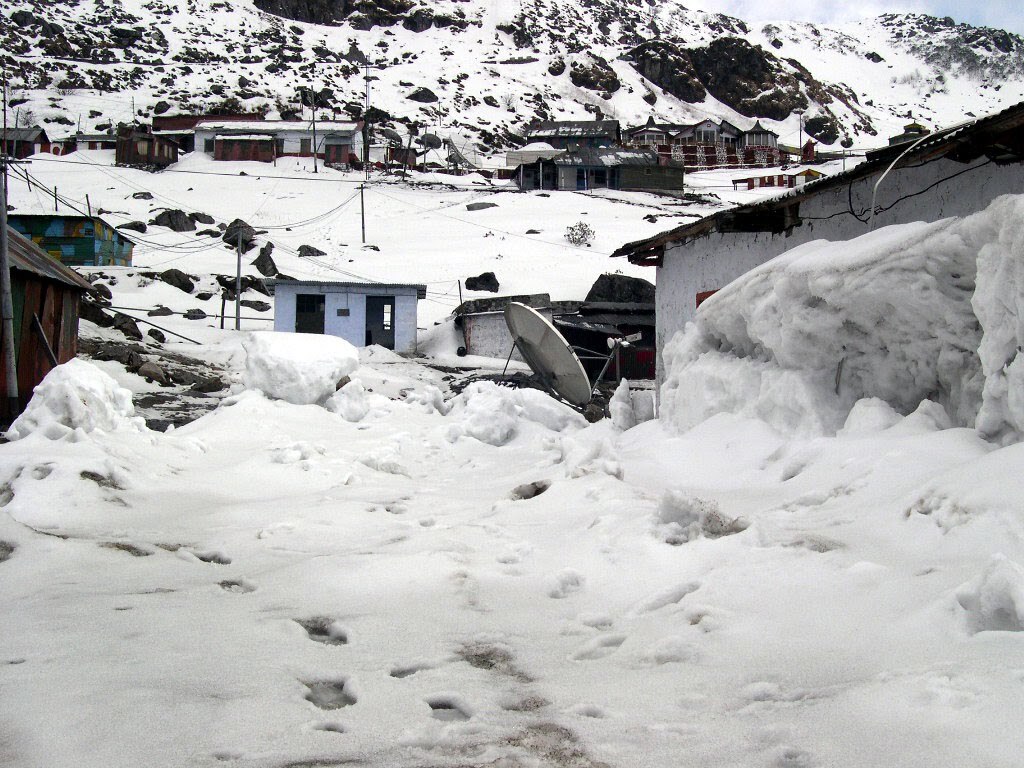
[
  {"xmin": 1, "ymin": 68, "xmax": 21, "ymax": 418},
  {"xmin": 311, "ymin": 61, "xmax": 318, "ymax": 174},
  {"xmin": 359, "ymin": 184, "xmax": 366, "ymax": 244},
  {"xmin": 235, "ymin": 231, "xmax": 242, "ymax": 330}
]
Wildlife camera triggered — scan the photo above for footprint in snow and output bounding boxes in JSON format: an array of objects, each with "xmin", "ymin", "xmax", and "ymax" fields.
[
  {"xmin": 426, "ymin": 695, "xmax": 471, "ymax": 722},
  {"xmin": 303, "ymin": 679, "xmax": 357, "ymax": 710},
  {"xmin": 295, "ymin": 617, "xmax": 348, "ymax": 646},
  {"xmin": 218, "ymin": 579, "xmax": 256, "ymax": 594},
  {"xmin": 571, "ymin": 634, "xmax": 627, "ymax": 661}
]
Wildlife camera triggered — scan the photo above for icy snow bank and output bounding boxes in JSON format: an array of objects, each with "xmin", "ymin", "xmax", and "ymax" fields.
[
  {"xmin": 957, "ymin": 555, "xmax": 1024, "ymax": 633},
  {"xmin": 446, "ymin": 382, "xmax": 582, "ymax": 446},
  {"xmin": 242, "ymin": 331, "xmax": 359, "ymax": 405},
  {"xmin": 662, "ymin": 195, "xmax": 1024, "ymax": 436},
  {"xmin": 972, "ymin": 196, "xmax": 1024, "ymax": 443},
  {"xmin": 6, "ymin": 358, "xmax": 145, "ymax": 441}
]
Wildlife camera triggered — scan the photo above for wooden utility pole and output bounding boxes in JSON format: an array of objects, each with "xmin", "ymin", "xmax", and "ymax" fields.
[{"xmin": 0, "ymin": 68, "xmax": 21, "ymax": 418}]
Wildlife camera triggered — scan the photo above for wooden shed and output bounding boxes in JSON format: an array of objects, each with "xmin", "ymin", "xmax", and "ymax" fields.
[
  {"xmin": 115, "ymin": 124, "xmax": 179, "ymax": 168},
  {"xmin": 7, "ymin": 214, "xmax": 134, "ymax": 267},
  {"xmin": 1, "ymin": 227, "xmax": 94, "ymax": 422}
]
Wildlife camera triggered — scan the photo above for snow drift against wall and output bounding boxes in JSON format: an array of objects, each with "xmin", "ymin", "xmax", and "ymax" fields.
[{"xmin": 661, "ymin": 194, "xmax": 1024, "ymax": 440}]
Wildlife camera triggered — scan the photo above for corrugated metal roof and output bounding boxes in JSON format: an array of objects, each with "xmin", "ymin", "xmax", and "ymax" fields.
[
  {"xmin": 613, "ymin": 99, "xmax": 1024, "ymax": 264},
  {"xmin": 525, "ymin": 121, "xmax": 620, "ymax": 139},
  {"xmin": 4, "ymin": 228, "xmax": 94, "ymax": 291},
  {"xmin": 3, "ymin": 127, "xmax": 46, "ymax": 142},
  {"xmin": 553, "ymin": 147, "xmax": 662, "ymax": 167},
  {"xmin": 196, "ymin": 120, "xmax": 359, "ymax": 134}
]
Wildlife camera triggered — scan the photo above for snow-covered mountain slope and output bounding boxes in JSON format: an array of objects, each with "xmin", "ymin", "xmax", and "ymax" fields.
[{"xmin": 3, "ymin": 0, "xmax": 1024, "ymax": 153}]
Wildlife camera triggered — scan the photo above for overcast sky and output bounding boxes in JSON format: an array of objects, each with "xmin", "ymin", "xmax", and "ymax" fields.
[{"xmin": 687, "ymin": 0, "xmax": 1024, "ymax": 35}]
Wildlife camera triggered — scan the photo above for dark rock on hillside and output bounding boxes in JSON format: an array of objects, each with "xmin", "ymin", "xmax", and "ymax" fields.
[
  {"xmin": 407, "ymin": 87, "xmax": 438, "ymax": 103},
  {"xmin": 80, "ymin": 298, "xmax": 115, "ymax": 328},
  {"xmin": 466, "ymin": 202, "xmax": 497, "ymax": 211},
  {"xmin": 183, "ymin": 308, "xmax": 207, "ymax": 320},
  {"xmin": 152, "ymin": 209, "xmax": 196, "ymax": 232},
  {"xmin": 297, "ymin": 244, "xmax": 326, "ymax": 259},
  {"xmin": 147, "ymin": 328, "xmax": 166, "ymax": 344},
  {"xmin": 628, "ymin": 41, "xmax": 706, "ymax": 103},
  {"xmin": 223, "ymin": 219, "xmax": 257, "ymax": 251},
  {"xmin": 241, "ymin": 299, "xmax": 272, "ymax": 312},
  {"xmin": 465, "ymin": 272, "xmax": 499, "ymax": 293},
  {"xmin": 689, "ymin": 37, "xmax": 809, "ymax": 120},
  {"xmin": 118, "ymin": 221, "xmax": 147, "ymax": 234},
  {"xmin": 132, "ymin": 191, "xmax": 154, "ymax": 200},
  {"xmin": 159, "ymin": 268, "xmax": 195, "ymax": 294},
  {"xmin": 189, "ymin": 212, "xmax": 215, "ymax": 225},
  {"xmin": 585, "ymin": 273, "xmax": 655, "ymax": 304},
  {"xmin": 252, "ymin": 0, "xmax": 349, "ymax": 25},
  {"xmin": 570, "ymin": 55, "xmax": 620, "ymax": 93},
  {"xmin": 113, "ymin": 313, "xmax": 144, "ymax": 340},
  {"xmin": 252, "ymin": 242, "xmax": 279, "ymax": 277},
  {"xmin": 548, "ymin": 58, "xmax": 566, "ymax": 76},
  {"xmin": 803, "ymin": 114, "xmax": 840, "ymax": 144}
]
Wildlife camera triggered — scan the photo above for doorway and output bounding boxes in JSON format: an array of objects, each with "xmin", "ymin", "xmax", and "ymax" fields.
[
  {"xmin": 365, "ymin": 295, "xmax": 395, "ymax": 349},
  {"xmin": 295, "ymin": 293, "xmax": 325, "ymax": 334}
]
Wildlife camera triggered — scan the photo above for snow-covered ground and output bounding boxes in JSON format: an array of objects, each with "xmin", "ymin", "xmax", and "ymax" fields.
[
  {"xmin": 2, "ymin": 323, "xmax": 1024, "ymax": 767},
  {"xmin": 4, "ymin": 148, "xmax": 1024, "ymax": 767}
]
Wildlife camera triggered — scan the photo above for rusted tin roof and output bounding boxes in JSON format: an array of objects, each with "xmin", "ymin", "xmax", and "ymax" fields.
[{"xmin": 5, "ymin": 227, "xmax": 93, "ymax": 291}]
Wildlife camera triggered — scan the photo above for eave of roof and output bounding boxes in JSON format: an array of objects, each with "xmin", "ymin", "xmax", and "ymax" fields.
[
  {"xmin": 5, "ymin": 228, "xmax": 94, "ymax": 291},
  {"xmin": 612, "ymin": 99, "xmax": 1024, "ymax": 266}
]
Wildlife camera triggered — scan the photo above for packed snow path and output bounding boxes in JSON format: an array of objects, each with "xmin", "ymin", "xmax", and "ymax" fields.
[{"xmin": 1, "ymin": 352, "xmax": 1024, "ymax": 767}]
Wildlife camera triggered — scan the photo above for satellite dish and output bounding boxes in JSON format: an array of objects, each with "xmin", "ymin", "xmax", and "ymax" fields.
[
  {"xmin": 420, "ymin": 133, "xmax": 443, "ymax": 150},
  {"xmin": 380, "ymin": 128, "xmax": 403, "ymax": 146},
  {"xmin": 505, "ymin": 302, "xmax": 592, "ymax": 407}
]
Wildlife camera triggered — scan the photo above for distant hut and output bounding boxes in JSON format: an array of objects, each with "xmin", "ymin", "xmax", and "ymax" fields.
[{"xmin": 1, "ymin": 227, "xmax": 93, "ymax": 422}]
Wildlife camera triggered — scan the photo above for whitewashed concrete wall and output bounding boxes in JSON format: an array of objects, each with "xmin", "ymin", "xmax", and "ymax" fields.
[
  {"xmin": 273, "ymin": 284, "xmax": 420, "ymax": 354},
  {"xmin": 463, "ymin": 309, "xmax": 554, "ymax": 361},
  {"xmin": 654, "ymin": 156, "xmax": 1024, "ymax": 382}
]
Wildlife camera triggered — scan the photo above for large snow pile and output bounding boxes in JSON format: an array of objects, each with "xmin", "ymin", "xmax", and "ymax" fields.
[
  {"xmin": 445, "ymin": 381, "xmax": 583, "ymax": 445},
  {"xmin": 6, "ymin": 358, "xmax": 145, "ymax": 441},
  {"xmin": 663, "ymin": 194, "xmax": 1024, "ymax": 438},
  {"xmin": 242, "ymin": 331, "xmax": 359, "ymax": 405}
]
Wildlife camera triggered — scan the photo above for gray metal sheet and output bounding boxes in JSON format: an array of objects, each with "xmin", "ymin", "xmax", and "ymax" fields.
[{"xmin": 505, "ymin": 302, "xmax": 592, "ymax": 407}]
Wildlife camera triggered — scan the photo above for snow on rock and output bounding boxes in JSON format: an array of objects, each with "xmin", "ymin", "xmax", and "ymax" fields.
[
  {"xmin": 6, "ymin": 358, "xmax": 146, "ymax": 441},
  {"xmin": 609, "ymin": 379, "xmax": 656, "ymax": 431},
  {"xmin": 242, "ymin": 331, "xmax": 359, "ymax": 405},
  {"xmin": 655, "ymin": 490, "xmax": 747, "ymax": 544},
  {"xmin": 325, "ymin": 380, "xmax": 372, "ymax": 422},
  {"xmin": 660, "ymin": 198, "xmax": 1024, "ymax": 436},
  {"xmin": 446, "ymin": 382, "xmax": 582, "ymax": 446},
  {"xmin": 957, "ymin": 554, "xmax": 1024, "ymax": 633}
]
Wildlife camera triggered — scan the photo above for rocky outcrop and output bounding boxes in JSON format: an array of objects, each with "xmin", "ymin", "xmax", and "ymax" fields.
[
  {"xmin": 465, "ymin": 272, "xmax": 499, "ymax": 292},
  {"xmin": 222, "ymin": 219, "xmax": 257, "ymax": 251},
  {"xmin": 251, "ymin": 0, "xmax": 350, "ymax": 25},
  {"xmin": 570, "ymin": 54, "xmax": 620, "ymax": 94},
  {"xmin": 688, "ymin": 37, "xmax": 808, "ymax": 120},
  {"xmin": 628, "ymin": 41, "xmax": 705, "ymax": 103},
  {"xmin": 585, "ymin": 273, "xmax": 655, "ymax": 304},
  {"xmin": 407, "ymin": 87, "xmax": 438, "ymax": 103},
  {"xmin": 252, "ymin": 243, "xmax": 279, "ymax": 277}
]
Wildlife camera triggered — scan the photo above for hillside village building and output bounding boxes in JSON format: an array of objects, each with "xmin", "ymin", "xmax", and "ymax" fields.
[
  {"xmin": 8, "ymin": 214, "xmax": 134, "ymax": 267},
  {"xmin": 272, "ymin": 281, "xmax": 425, "ymax": 354},
  {"xmin": 613, "ymin": 100, "xmax": 1024, "ymax": 382},
  {"xmin": 623, "ymin": 117, "xmax": 782, "ymax": 170},
  {"xmin": 193, "ymin": 120, "xmax": 363, "ymax": 165}
]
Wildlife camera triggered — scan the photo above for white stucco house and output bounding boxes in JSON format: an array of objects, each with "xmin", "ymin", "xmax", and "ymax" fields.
[
  {"xmin": 612, "ymin": 100, "xmax": 1024, "ymax": 383},
  {"xmin": 272, "ymin": 280, "xmax": 426, "ymax": 354}
]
